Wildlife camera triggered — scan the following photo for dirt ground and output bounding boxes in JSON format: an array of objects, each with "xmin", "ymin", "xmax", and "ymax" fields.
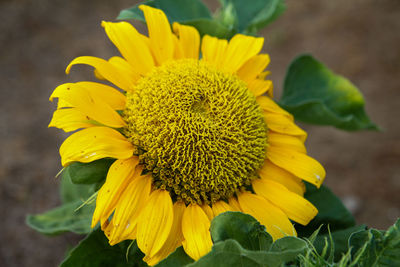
[{"xmin": 0, "ymin": 0, "xmax": 399, "ymax": 266}]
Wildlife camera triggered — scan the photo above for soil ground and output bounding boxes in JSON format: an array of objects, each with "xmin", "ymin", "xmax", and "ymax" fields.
[{"xmin": 0, "ymin": 0, "xmax": 399, "ymax": 266}]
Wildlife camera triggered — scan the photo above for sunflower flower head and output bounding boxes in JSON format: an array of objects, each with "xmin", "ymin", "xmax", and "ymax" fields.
[
  {"xmin": 49, "ymin": 5, "xmax": 326, "ymax": 265},
  {"xmin": 123, "ymin": 59, "xmax": 268, "ymax": 204}
]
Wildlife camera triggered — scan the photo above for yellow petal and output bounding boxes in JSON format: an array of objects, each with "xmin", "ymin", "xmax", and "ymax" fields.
[
  {"xmin": 50, "ymin": 83, "xmax": 126, "ymax": 128},
  {"xmin": 49, "ymin": 108, "xmax": 93, "ymax": 132},
  {"xmin": 66, "ymin": 56, "xmax": 134, "ymax": 91},
  {"xmin": 108, "ymin": 174, "xmax": 152, "ymax": 245},
  {"xmin": 93, "ymin": 56, "xmax": 140, "ymax": 84},
  {"xmin": 60, "ymin": 127, "xmax": 134, "ymax": 166},
  {"xmin": 52, "ymin": 82, "xmax": 125, "ymax": 110},
  {"xmin": 238, "ymin": 192, "xmax": 296, "ymax": 240},
  {"xmin": 172, "ymin": 22, "xmax": 200, "ymax": 59},
  {"xmin": 201, "ymin": 204, "xmax": 214, "ymax": 221},
  {"xmin": 237, "ymin": 54, "xmax": 270, "ymax": 82},
  {"xmin": 57, "ymin": 99, "xmax": 72, "ymax": 109},
  {"xmin": 268, "ymin": 132, "xmax": 306, "ymax": 153},
  {"xmin": 259, "ymin": 71, "xmax": 271, "ymax": 79},
  {"xmin": 211, "ymin": 201, "xmax": 233, "ymax": 217},
  {"xmin": 101, "ymin": 21, "xmax": 154, "ymax": 74},
  {"xmin": 267, "ymin": 146, "xmax": 326, "ymax": 187},
  {"xmin": 172, "ymin": 34, "xmax": 184, "ymax": 59},
  {"xmin": 143, "ymin": 201, "xmax": 186, "ymax": 266},
  {"xmin": 220, "ymin": 34, "xmax": 264, "ymax": 73},
  {"xmin": 137, "ymin": 190, "xmax": 174, "ymax": 257},
  {"xmin": 253, "ymin": 179, "xmax": 317, "ymax": 225},
  {"xmin": 92, "ymin": 157, "xmax": 139, "ymax": 228},
  {"xmin": 139, "ymin": 5, "xmax": 174, "ymax": 65},
  {"xmin": 264, "ymin": 113, "xmax": 307, "ymax": 142},
  {"xmin": 256, "ymin": 96, "xmax": 294, "ymax": 121},
  {"xmin": 107, "ymin": 56, "xmax": 141, "ymax": 82},
  {"xmin": 247, "ymin": 79, "xmax": 273, "ymax": 97},
  {"xmin": 182, "ymin": 204, "xmax": 213, "ymax": 260},
  {"xmin": 228, "ymin": 197, "xmax": 242, "ymax": 211},
  {"xmin": 259, "ymin": 160, "xmax": 305, "ymax": 196},
  {"xmin": 75, "ymin": 81, "xmax": 126, "ymax": 110},
  {"xmin": 102, "ymin": 219, "xmax": 114, "ymax": 239},
  {"xmin": 201, "ymin": 35, "xmax": 228, "ymax": 67}
]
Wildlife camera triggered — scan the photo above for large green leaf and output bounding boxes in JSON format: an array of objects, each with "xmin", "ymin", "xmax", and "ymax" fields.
[
  {"xmin": 349, "ymin": 219, "xmax": 400, "ymax": 266},
  {"xmin": 117, "ymin": 0, "xmax": 211, "ymax": 23},
  {"xmin": 296, "ymin": 184, "xmax": 356, "ymax": 237},
  {"xmin": 210, "ymin": 211, "xmax": 272, "ymax": 251},
  {"xmin": 280, "ymin": 54, "xmax": 378, "ymax": 131},
  {"xmin": 63, "ymin": 158, "xmax": 114, "ymax": 185},
  {"xmin": 190, "ymin": 237, "xmax": 307, "ymax": 267},
  {"xmin": 26, "ymin": 201, "xmax": 94, "ymax": 235},
  {"xmin": 218, "ymin": 0, "xmax": 285, "ymax": 34},
  {"xmin": 61, "ymin": 229, "xmax": 148, "ymax": 267}
]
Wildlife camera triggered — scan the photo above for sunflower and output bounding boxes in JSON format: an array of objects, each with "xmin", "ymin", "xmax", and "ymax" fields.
[{"xmin": 49, "ymin": 5, "xmax": 325, "ymax": 265}]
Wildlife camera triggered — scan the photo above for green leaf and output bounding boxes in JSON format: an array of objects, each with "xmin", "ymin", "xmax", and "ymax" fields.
[
  {"xmin": 117, "ymin": 0, "xmax": 211, "ymax": 23},
  {"xmin": 156, "ymin": 246, "xmax": 194, "ymax": 267},
  {"xmin": 181, "ymin": 18, "xmax": 235, "ymax": 39},
  {"xmin": 349, "ymin": 219, "xmax": 400, "ymax": 266},
  {"xmin": 210, "ymin": 211, "xmax": 273, "ymax": 251},
  {"xmin": 60, "ymin": 169, "xmax": 96, "ymax": 204},
  {"xmin": 26, "ymin": 200, "xmax": 94, "ymax": 235},
  {"xmin": 219, "ymin": 0, "xmax": 285, "ymax": 34},
  {"xmin": 190, "ymin": 237, "xmax": 307, "ymax": 267},
  {"xmin": 61, "ymin": 229, "xmax": 148, "ymax": 267},
  {"xmin": 63, "ymin": 158, "xmax": 114, "ymax": 185},
  {"xmin": 280, "ymin": 54, "xmax": 378, "ymax": 131},
  {"xmin": 296, "ymin": 184, "xmax": 356, "ymax": 237}
]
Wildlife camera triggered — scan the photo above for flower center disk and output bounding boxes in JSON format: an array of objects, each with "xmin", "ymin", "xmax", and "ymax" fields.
[{"xmin": 123, "ymin": 59, "xmax": 267, "ymax": 205}]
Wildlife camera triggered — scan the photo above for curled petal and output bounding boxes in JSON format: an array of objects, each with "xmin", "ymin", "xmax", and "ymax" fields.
[
  {"xmin": 50, "ymin": 83, "xmax": 125, "ymax": 128},
  {"xmin": 60, "ymin": 127, "xmax": 134, "ymax": 166},
  {"xmin": 66, "ymin": 56, "xmax": 134, "ymax": 91},
  {"xmin": 49, "ymin": 108, "xmax": 93, "ymax": 132}
]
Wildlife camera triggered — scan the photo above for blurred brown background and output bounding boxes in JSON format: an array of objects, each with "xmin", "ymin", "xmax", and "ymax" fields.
[{"xmin": 0, "ymin": 0, "xmax": 399, "ymax": 266}]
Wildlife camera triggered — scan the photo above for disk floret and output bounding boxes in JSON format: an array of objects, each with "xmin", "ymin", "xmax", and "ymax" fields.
[{"xmin": 123, "ymin": 59, "xmax": 267, "ymax": 204}]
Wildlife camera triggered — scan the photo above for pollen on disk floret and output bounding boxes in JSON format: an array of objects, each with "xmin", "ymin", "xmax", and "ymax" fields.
[{"xmin": 123, "ymin": 59, "xmax": 268, "ymax": 205}]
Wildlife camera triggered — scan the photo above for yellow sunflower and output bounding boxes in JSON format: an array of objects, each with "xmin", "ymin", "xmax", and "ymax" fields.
[{"xmin": 49, "ymin": 5, "xmax": 325, "ymax": 265}]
